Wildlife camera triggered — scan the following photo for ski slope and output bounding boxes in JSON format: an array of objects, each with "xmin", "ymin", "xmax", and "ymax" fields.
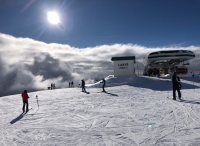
[{"xmin": 1, "ymin": 76, "xmax": 200, "ymax": 146}]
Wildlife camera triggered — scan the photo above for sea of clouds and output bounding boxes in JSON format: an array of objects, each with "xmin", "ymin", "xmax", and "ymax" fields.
[{"xmin": 0, "ymin": 33, "xmax": 199, "ymax": 96}]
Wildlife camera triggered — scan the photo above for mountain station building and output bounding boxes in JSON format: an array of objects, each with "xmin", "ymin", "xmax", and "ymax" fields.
[{"xmin": 111, "ymin": 56, "xmax": 136, "ymax": 77}]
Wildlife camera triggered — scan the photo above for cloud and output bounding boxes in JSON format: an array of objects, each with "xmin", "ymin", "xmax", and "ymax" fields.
[
  {"xmin": 0, "ymin": 33, "xmax": 200, "ymax": 96},
  {"xmin": 25, "ymin": 53, "xmax": 73, "ymax": 81}
]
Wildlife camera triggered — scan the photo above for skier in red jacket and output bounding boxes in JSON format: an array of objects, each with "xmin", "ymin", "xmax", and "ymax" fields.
[{"xmin": 21, "ymin": 90, "xmax": 30, "ymax": 113}]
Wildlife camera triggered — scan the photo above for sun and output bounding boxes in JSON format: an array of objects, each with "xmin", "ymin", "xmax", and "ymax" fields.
[{"xmin": 47, "ymin": 11, "xmax": 60, "ymax": 24}]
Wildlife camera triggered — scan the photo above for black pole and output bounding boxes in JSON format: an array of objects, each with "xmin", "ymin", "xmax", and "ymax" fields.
[{"xmin": 36, "ymin": 95, "xmax": 39, "ymax": 109}]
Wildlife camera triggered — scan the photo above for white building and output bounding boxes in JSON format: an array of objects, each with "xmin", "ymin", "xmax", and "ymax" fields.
[{"xmin": 111, "ymin": 56, "xmax": 135, "ymax": 77}]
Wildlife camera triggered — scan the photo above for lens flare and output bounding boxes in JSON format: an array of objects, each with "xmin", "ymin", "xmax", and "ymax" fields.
[{"xmin": 47, "ymin": 11, "xmax": 60, "ymax": 24}]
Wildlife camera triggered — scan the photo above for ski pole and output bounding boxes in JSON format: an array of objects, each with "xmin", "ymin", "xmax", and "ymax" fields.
[
  {"xmin": 167, "ymin": 80, "xmax": 169, "ymax": 98},
  {"xmin": 193, "ymin": 77, "xmax": 195, "ymax": 91},
  {"xmin": 36, "ymin": 95, "xmax": 39, "ymax": 109}
]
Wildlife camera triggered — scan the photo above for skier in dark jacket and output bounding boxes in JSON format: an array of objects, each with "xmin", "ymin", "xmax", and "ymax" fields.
[
  {"xmin": 81, "ymin": 79, "xmax": 86, "ymax": 92},
  {"xmin": 177, "ymin": 76, "xmax": 182, "ymax": 90},
  {"xmin": 102, "ymin": 78, "xmax": 106, "ymax": 92},
  {"xmin": 71, "ymin": 81, "xmax": 74, "ymax": 88},
  {"xmin": 21, "ymin": 90, "xmax": 30, "ymax": 112},
  {"xmin": 172, "ymin": 72, "xmax": 181, "ymax": 100}
]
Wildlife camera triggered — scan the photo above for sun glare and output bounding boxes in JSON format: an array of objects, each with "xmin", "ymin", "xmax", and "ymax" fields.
[{"xmin": 47, "ymin": 11, "xmax": 60, "ymax": 24}]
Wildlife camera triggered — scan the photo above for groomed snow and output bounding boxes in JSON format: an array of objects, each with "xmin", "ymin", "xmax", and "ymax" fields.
[{"xmin": 1, "ymin": 75, "xmax": 200, "ymax": 146}]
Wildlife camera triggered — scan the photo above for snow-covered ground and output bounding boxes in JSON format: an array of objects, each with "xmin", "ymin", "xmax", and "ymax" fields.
[{"xmin": 1, "ymin": 75, "xmax": 200, "ymax": 146}]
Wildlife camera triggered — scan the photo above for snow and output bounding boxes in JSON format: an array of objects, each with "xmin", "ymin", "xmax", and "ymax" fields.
[{"xmin": 1, "ymin": 75, "xmax": 200, "ymax": 145}]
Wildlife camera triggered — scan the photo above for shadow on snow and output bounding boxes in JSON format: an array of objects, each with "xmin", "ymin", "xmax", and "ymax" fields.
[
  {"xmin": 10, "ymin": 113, "xmax": 24, "ymax": 124},
  {"xmin": 180, "ymin": 99, "xmax": 200, "ymax": 105},
  {"xmin": 105, "ymin": 76, "xmax": 200, "ymax": 91},
  {"xmin": 104, "ymin": 92, "xmax": 118, "ymax": 96}
]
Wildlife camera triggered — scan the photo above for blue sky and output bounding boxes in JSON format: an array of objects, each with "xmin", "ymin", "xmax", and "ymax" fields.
[
  {"xmin": 0, "ymin": 0, "xmax": 200, "ymax": 97},
  {"xmin": 1, "ymin": 0, "xmax": 200, "ymax": 48}
]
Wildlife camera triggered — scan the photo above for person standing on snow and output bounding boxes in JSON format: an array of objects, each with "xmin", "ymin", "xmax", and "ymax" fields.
[
  {"xmin": 53, "ymin": 83, "xmax": 55, "ymax": 89},
  {"xmin": 102, "ymin": 78, "xmax": 106, "ymax": 92},
  {"xmin": 21, "ymin": 90, "xmax": 30, "ymax": 113},
  {"xmin": 71, "ymin": 81, "xmax": 74, "ymax": 88},
  {"xmin": 172, "ymin": 72, "xmax": 181, "ymax": 100},
  {"xmin": 81, "ymin": 79, "xmax": 86, "ymax": 92},
  {"xmin": 177, "ymin": 76, "xmax": 182, "ymax": 90}
]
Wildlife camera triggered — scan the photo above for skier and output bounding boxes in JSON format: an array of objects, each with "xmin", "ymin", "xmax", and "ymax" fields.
[
  {"xmin": 54, "ymin": 83, "xmax": 56, "ymax": 89},
  {"xmin": 71, "ymin": 81, "xmax": 74, "ymax": 88},
  {"xmin": 191, "ymin": 72, "xmax": 194, "ymax": 78},
  {"xmin": 172, "ymin": 72, "xmax": 181, "ymax": 100},
  {"xmin": 21, "ymin": 90, "xmax": 30, "ymax": 113},
  {"xmin": 81, "ymin": 79, "xmax": 86, "ymax": 92},
  {"xmin": 102, "ymin": 78, "xmax": 106, "ymax": 92},
  {"xmin": 177, "ymin": 76, "xmax": 182, "ymax": 90}
]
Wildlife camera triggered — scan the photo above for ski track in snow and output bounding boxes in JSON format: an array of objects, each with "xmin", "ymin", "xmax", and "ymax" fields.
[{"xmin": 1, "ymin": 76, "xmax": 200, "ymax": 146}]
